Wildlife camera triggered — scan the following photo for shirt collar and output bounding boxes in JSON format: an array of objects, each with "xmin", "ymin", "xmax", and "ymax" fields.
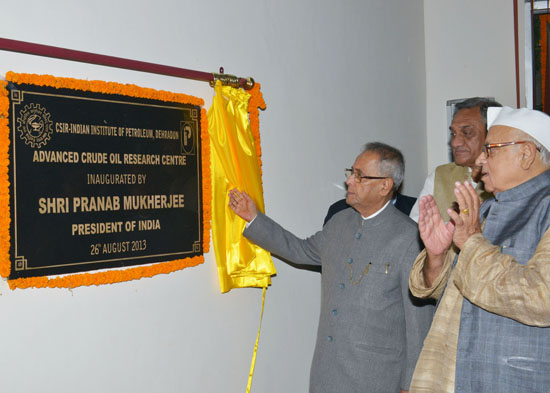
[
  {"xmin": 362, "ymin": 200, "xmax": 391, "ymax": 220},
  {"xmin": 494, "ymin": 171, "xmax": 550, "ymax": 202}
]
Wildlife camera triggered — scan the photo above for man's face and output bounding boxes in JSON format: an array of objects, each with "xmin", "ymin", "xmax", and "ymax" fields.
[
  {"xmin": 450, "ymin": 107, "xmax": 486, "ymax": 167},
  {"xmin": 345, "ymin": 151, "xmax": 390, "ymax": 216},
  {"xmin": 475, "ymin": 126, "xmax": 526, "ymax": 194}
]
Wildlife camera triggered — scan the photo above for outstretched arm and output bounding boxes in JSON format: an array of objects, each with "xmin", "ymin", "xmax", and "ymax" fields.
[{"xmin": 231, "ymin": 190, "xmax": 324, "ymax": 267}]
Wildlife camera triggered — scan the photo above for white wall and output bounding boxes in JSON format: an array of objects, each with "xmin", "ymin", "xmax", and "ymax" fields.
[
  {"xmin": 423, "ymin": 0, "xmax": 517, "ymax": 175},
  {"xmin": 0, "ymin": 1, "xmax": 428, "ymax": 392}
]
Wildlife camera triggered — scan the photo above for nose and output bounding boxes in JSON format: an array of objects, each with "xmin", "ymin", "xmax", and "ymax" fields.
[
  {"xmin": 451, "ymin": 133, "xmax": 464, "ymax": 148},
  {"xmin": 345, "ymin": 174, "xmax": 354, "ymax": 186},
  {"xmin": 475, "ymin": 151, "xmax": 487, "ymax": 167}
]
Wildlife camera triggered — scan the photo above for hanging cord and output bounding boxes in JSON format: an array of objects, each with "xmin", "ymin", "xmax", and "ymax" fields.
[{"xmin": 245, "ymin": 287, "xmax": 267, "ymax": 393}]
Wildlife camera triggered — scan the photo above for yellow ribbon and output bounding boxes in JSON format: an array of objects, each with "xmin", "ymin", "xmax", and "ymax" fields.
[{"xmin": 246, "ymin": 287, "xmax": 267, "ymax": 393}]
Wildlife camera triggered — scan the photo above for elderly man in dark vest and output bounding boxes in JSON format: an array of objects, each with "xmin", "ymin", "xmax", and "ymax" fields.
[
  {"xmin": 229, "ymin": 142, "xmax": 434, "ymax": 393},
  {"xmin": 409, "ymin": 107, "xmax": 550, "ymax": 393}
]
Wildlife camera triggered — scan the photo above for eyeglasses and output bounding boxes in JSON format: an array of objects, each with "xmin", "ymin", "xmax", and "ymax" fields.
[
  {"xmin": 345, "ymin": 168, "xmax": 388, "ymax": 183},
  {"xmin": 482, "ymin": 141, "xmax": 538, "ymax": 158}
]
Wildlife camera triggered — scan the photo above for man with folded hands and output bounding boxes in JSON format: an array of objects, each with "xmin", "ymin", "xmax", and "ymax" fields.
[{"xmin": 409, "ymin": 107, "xmax": 550, "ymax": 393}]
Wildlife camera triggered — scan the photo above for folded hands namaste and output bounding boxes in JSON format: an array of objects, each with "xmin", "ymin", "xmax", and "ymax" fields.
[{"xmin": 419, "ymin": 181, "xmax": 482, "ymax": 255}]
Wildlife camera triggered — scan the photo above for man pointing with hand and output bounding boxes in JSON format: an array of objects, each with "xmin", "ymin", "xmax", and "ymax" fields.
[{"xmin": 230, "ymin": 142, "xmax": 434, "ymax": 393}]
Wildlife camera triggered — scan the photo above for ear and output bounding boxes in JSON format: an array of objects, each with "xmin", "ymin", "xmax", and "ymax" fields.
[
  {"xmin": 379, "ymin": 178, "xmax": 394, "ymax": 197},
  {"xmin": 519, "ymin": 142, "xmax": 538, "ymax": 170}
]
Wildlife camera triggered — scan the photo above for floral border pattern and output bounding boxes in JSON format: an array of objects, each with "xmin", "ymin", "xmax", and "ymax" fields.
[{"xmin": 0, "ymin": 72, "xmax": 211, "ymax": 290}]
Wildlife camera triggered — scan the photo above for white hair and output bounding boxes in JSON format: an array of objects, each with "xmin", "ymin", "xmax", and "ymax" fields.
[
  {"xmin": 524, "ymin": 134, "xmax": 550, "ymax": 168},
  {"xmin": 510, "ymin": 127, "xmax": 550, "ymax": 168}
]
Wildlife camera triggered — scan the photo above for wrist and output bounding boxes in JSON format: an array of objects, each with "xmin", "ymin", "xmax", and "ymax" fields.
[
  {"xmin": 423, "ymin": 251, "xmax": 447, "ymax": 287},
  {"xmin": 426, "ymin": 249, "xmax": 447, "ymax": 264},
  {"xmin": 245, "ymin": 213, "xmax": 259, "ymax": 227}
]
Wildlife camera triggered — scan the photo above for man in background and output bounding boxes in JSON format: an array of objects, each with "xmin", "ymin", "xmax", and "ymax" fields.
[{"xmin": 409, "ymin": 97, "xmax": 501, "ymax": 222}]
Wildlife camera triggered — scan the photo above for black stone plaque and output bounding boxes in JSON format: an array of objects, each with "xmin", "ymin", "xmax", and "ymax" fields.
[{"xmin": 7, "ymin": 82, "xmax": 203, "ymax": 279}]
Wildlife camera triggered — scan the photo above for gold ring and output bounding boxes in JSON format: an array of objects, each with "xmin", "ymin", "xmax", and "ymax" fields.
[{"xmin": 461, "ymin": 208, "xmax": 469, "ymax": 215}]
